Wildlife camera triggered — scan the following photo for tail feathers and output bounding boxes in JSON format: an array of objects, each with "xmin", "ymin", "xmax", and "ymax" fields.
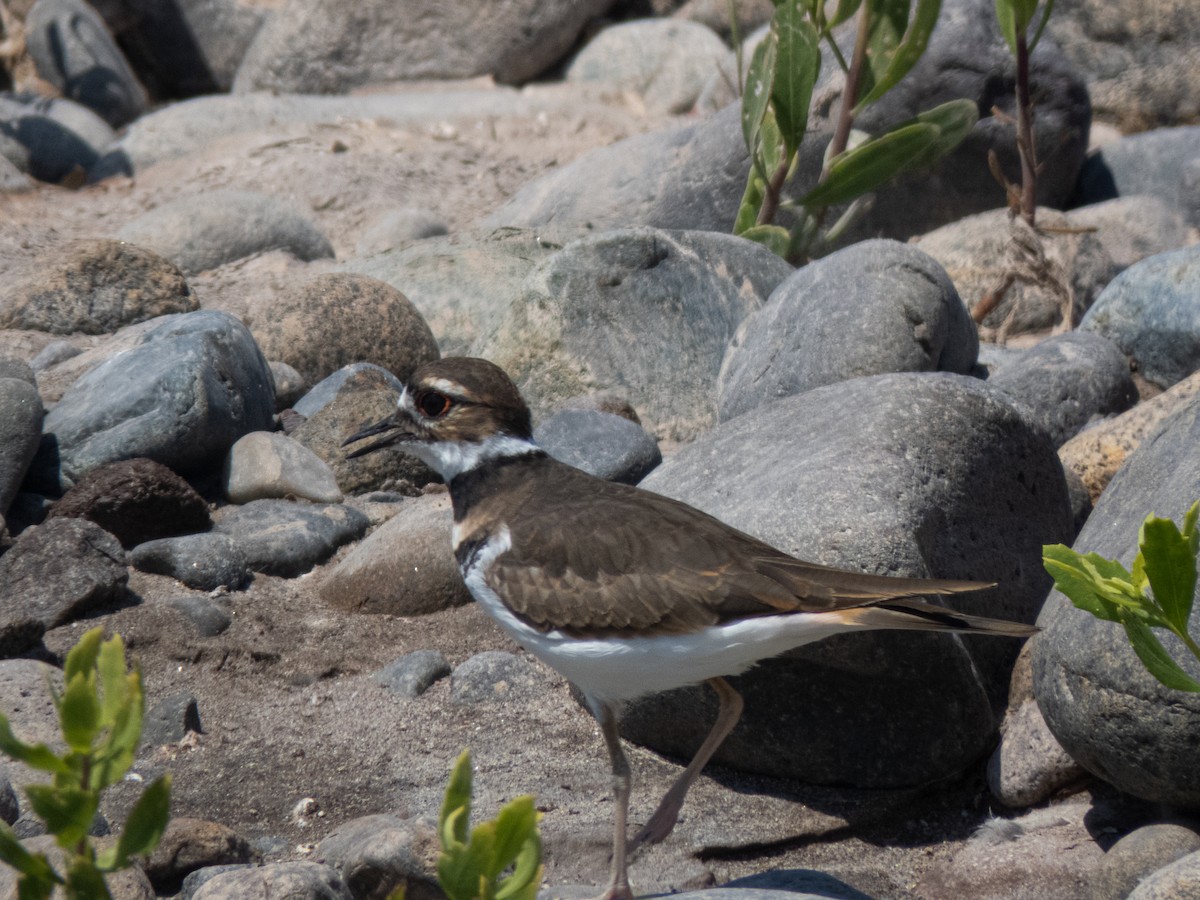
[{"xmin": 848, "ymin": 597, "xmax": 1037, "ymax": 637}]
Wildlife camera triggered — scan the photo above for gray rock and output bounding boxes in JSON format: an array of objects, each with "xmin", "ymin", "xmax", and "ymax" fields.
[
  {"xmin": 0, "ymin": 378, "xmax": 43, "ymax": 516},
  {"xmin": 146, "ymin": 818, "xmax": 256, "ymax": 893},
  {"xmin": 0, "ymin": 660, "xmax": 61, "ymax": 748},
  {"xmin": 115, "ymin": 190, "xmax": 335, "ymax": 276},
  {"xmin": 566, "ymin": 19, "xmax": 734, "ymax": 114},
  {"xmin": 987, "ymin": 695, "xmax": 1084, "ymax": 808},
  {"xmin": 1034, "ymin": 388, "xmax": 1200, "ymax": 808},
  {"xmin": 163, "ymin": 593, "xmax": 235, "ymax": 636},
  {"xmin": 709, "ymin": 874, "xmax": 868, "ymax": 899},
  {"xmin": 292, "ymin": 363, "xmax": 405, "ymax": 419},
  {"xmin": 0, "ymin": 238, "xmax": 196, "ymax": 335},
  {"xmin": 373, "ymin": 651, "xmax": 452, "ymax": 699},
  {"xmin": 211, "ymin": 499, "xmax": 369, "ymax": 577},
  {"xmin": 476, "ymin": 228, "xmax": 789, "ymax": 441},
  {"xmin": 29, "ymin": 340, "xmax": 83, "ymax": 371},
  {"xmin": 0, "ymin": 773, "xmax": 17, "ymax": 826},
  {"xmin": 319, "ymin": 493, "xmax": 469, "ymax": 616},
  {"xmin": 987, "ymin": 331, "xmax": 1137, "ymax": 448},
  {"xmin": 717, "ymin": 239, "xmax": 978, "ymax": 421},
  {"xmin": 1068, "ymin": 195, "xmax": 1196, "ymax": 272},
  {"xmin": 314, "ymin": 813, "xmax": 441, "ymax": 900},
  {"xmin": 46, "ymin": 457, "xmax": 212, "ymax": 549},
  {"xmin": 487, "ymin": 0, "xmax": 1089, "ymax": 244},
  {"xmin": 269, "ymin": 361, "xmax": 307, "ymax": 411},
  {"xmin": 0, "ymin": 93, "xmax": 114, "ymax": 183},
  {"xmin": 353, "ymin": 209, "xmax": 448, "ymax": 256},
  {"xmin": 1073, "ymin": 127, "xmax": 1200, "ymax": 226},
  {"xmin": 0, "ymin": 518, "xmax": 126, "ymax": 644},
  {"xmin": 1079, "ymin": 246, "xmax": 1200, "ymax": 390},
  {"xmin": 1091, "ymin": 824, "xmax": 1200, "ymax": 900},
  {"xmin": 142, "ymin": 691, "xmax": 202, "ymax": 747},
  {"xmin": 192, "ymin": 861, "xmax": 352, "ymax": 899},
  {"xmin": 247, "ymin": 272, "xmax": 439, "ymax": 386},
  {"xmin": 0, "ymin": 153, "xmax": 32, "ymax": 192},
  {"xmin": 291, "ymin": 367, "xmax": 435, "ymax": 496},
  {"xmin": 131, "ymin": 534, "xmax": 248, "ymax": 593},
  {"xmin": 535, "ymin": 409, "xmax": 662, "ymax": 484},
  {"xmin": 181, "ymin": 865, "xmax": 253, "ymax": 899},
  {"xmin": 633, "ymin": 373, "xmax": 1071, "ymax": 786},
  {"xmin": 29, "ymin": 310, "xmax": 276, "ymax": 492},
  {"xmin": 451, "ymin": 651, "xmax": 548, "ymax": 705},
  {"xmin": 1128, "ymin": 849, "xmax": 1200, "ymax": 899},
  {"xmin": 25, "ymin": 0, "xmax": 148, "ymax": 127},
  {"xmin": 0, "ymin": 358, "xmax": 36, "ymax": 384},
  {"xmin": 915, "ymin": 207, "xmax": 1116, "ymax": 337},
  {"xmin": 223, "ymin": 431, "xmax": 343, "ymax": 504},
  {"xmin": 233, "ymin": 0, "xmax": 611, "ymax": 92},
  {"xmin": 341, "ymin": 227, "xmax": 562, "ymax": 357}
]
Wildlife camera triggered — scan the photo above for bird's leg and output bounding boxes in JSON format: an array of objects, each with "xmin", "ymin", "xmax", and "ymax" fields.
[
  {"xmin": 592, "ymin": 700, "xmax": 636, "ymax": 900},
  {"xmin": 630, "ymin": 677, "xmax": 743, "ymax": 849}
]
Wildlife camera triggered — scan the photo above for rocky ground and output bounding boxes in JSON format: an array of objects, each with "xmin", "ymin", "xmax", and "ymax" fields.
[{"xmin": 2, "ymin": 0, "xmax": 1200, "ymax": 898}]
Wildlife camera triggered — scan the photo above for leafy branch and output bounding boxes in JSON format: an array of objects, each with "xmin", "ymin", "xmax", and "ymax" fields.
[
  {"xmin": 0, "ymin": 628, "xmax": 171, "ymax": 898},
  {"xmin": 735, "ymin": 0, "xmax": 977, "ymax": 263},
  {"xmin": 1044, "ymin": 501, "xmax": 1200, "ymax": 692}
]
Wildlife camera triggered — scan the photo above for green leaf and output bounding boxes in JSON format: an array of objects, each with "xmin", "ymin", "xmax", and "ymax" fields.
[
  {"xmin": 0, "ymin": 823, "xmax": 43, "ymax": 877},
  {"xmin": 440, "ymin": 751, "xmax": 473, "ymax": 850},
  {"xmin": 800, "ymin": 122, "xmax": 937, "ymax": 208},
  {"xmin": 829, "ymin": 0, "xmax": 865, "ymax": 27},
  {"xmin": 770, "ymin": 5, "xmax": 821, "ymax": 157},
  {"xmin": 1026, "ymin": 0, "xmax": 1055, "ymax": 52},
  {"xmin": 1140, "ymin": 512, "xmax": 1198, "ymax": 634},
  {"xmin": 1123, "ymin": 619, "xmax": 1200, "ymax": 692},
  {"xmin": 24, "ymin": 785, "xmax": 99, "ymax": 849},
  {"xmin": 101, "ymin": 775, "xmax": 171, "ymax": 870},
  {"xmin": 489, "ymin": 796, "xmax": 537, "ymax": 880},
  {"xmin": 58, "ymin": 673, "xmax": 100, "ymax": 755},
  {"xmin": 856, "ymin": 0, "xmax": 942, "ymax": 110},
  {"xmin": 64, "ymin": 856, "xmax": 112, "ymax": 900},
  {"xmin": 63, "ymin": 628, "xmax": 104, "ymax": 687},
  {"xmin": 0, "ymin": 717, "xmax": 70, "ymax": 776},
  {"xmin": 739, "ymin": 224, "xmax": 792, "ymax": 257},
  {"xmin": 909, "ymin": 99, "xmax": 979, "ymax": 160},
  {"xmin": 1183, "ymin": 500, "xmax": 1200, "ymax": 556},
  {"xmin": 96, "ymin": 636, "xmax": 130, "ymax": 730},
  {"xmin": 1043, "ymin": 544, "xmax": 1123, "ymax": 621},
  {"xmin": 741, "ymin": 33, "xmax": 778, "ymax": 158},
  {"xmin": 495, "ymin": 830, "xmax": 542, "ymax": 900},
  {"xmin": 993, "ymin": 0, "xmax": 1018, "ymax": 54},
  {"xmin": 91, "ymin": 678, "xmax": 142, "ymax": 791},
  {"xmin": 734, "ymin": 173, "xmax": 766, "ymax": 235}
]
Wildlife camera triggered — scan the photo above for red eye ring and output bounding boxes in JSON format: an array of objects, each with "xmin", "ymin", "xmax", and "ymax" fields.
[{"xmin": 416, "ymin": 390, "xmax": 452, "ymax": 418}]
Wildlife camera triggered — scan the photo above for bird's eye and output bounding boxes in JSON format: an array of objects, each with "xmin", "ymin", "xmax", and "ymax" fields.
[{"xmin": 416, "ymin": 390, "xmax": 452, "ymax": 418}]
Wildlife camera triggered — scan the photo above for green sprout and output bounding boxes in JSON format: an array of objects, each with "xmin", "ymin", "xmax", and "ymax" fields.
[
  {"xmin": 0, "ymin": 628, "xmax": 171, "ymax": 898},
  {"xmin": 1044, "ymin": 501, "xmax": 1200, "ymax": 692}
]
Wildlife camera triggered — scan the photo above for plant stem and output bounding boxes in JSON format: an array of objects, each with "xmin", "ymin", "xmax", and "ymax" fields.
[
  {"xmin": 1014, "ymin": 30, "xmax": 1037, "ymax": 227},
  {"xmin": 755, "ymin": 156, "xmax": 791, "ymax": 226},
  {"xmin": 824, "ymin": 1, "xmax": 871, "ymax": 182}
]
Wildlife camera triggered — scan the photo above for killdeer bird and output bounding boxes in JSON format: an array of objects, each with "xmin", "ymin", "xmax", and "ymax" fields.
[{"xmin": 344, "ymin": 357, "xmax": 1035, "ymax": 900}]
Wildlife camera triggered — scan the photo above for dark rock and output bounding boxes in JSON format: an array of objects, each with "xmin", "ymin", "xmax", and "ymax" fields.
[
  {"xmin": 0, "ymin": 378, "xmax": 43, "ymax": 516},
  {"xmin": 717, "ymin": 239, "xmax": 978, "ymax": 421},
  {"xmin": 1034, "ymin": 389, "xmax": 1200, "ymax": 808},
  {"xmin": 2, "ymin": 492, "xmax": 52, "ymax": 537},
  {"xmin": 320, "ymin": 493, "xmax": 469, "ymax": 615},
  {"xmin": 0, "ymin": 773, "xmax": 17, "ymax": 826},
  {"xmin": 144, "ymin": 817, "xmax": 255, "ymax": 893},
  {"xmin": 0, "ymin": 93, "xmax": 113, "ymax": 183},
  {"xmin": 1072, "ymin": 127, "xmax": 1200, "ymax": 225},
  {"xmin": 1091, "ymin": 824, "xmax": 1200, "ymax": 900},
  {"xmin": 142, "ymin": 691, "xmax": 202, "ymax": 747},
  {"xmin": 634, "ymin": 373, "xmax": 1071, "ymax": 786},
  {"xmin": 28, "ymin": 310, "xmax": 276, "ymax": 492},
  {"xmin": 191, "ymin": 861, "xmax": 352, "ymax": 899},
  {"xmin": 163, "ymin": 593, "xmax": 235, "ymax": 636},
  {"xmin": 211, "ymin": 499, "xmax": 369, "ymax": 577},
  {"xmin": 291, "ymin": 367, "xmax": 436, "ymax": 496},
  {"xmin": 233, "ymin": 0, "xmax": 611, "ymax": 92},
  {"xmin": 47, "ymin": 458, "xmax": 212, "ymax": 548},
  {"xmin": 373, "ymin": 651, "xmax": 452, "ymax": 699},
  {"xmin": 1079, "ymin": 246, "xmax": 1200, "ymax": 390},
  {"xmin": 988, "ymin": 331, "xmax": 1137, "ymax": 447},
  {"xmin": 314, "ymin": 813, "xmax": 441, "ymax": 900},
  {"xmin": 115, "ymin": 190, "xmax": 335, "ymax": 276},
  {"xmin": 0, "ymin": 239, "xmax": 195, "ymax": 335},
  {"xmin": 247, "ymin": 272, "xmax": 439, "ymax": 386},
  {"xmin": 477, "ymin": 228, "xmax": 789, "ymax": 441},
  {"xmin": 131, "ymin": 534, "xmax": 247, "ymax": 593},
  {"xmin": 538, "ymin": 409, "xmax": 660, "ymax": 484},
  {"xmin": 25, "ymin": 0, "xmax": 148, "ymax": 127},
  {"xmin": 0, "ymin": 518, "xmax": 126, "ymax": 645},
  {"xmin": 451, "ymin": 651, "xmax": 548, "ymax": 705}
]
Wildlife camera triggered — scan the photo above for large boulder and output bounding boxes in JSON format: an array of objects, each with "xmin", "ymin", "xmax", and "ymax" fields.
[
  {"xmin": 631, "ymin": 372, "xmax": 1072, "ymax": 786},
  {"xmin": 1034, "ymin": 390, "xmax": 1200, "ymax": 809}
]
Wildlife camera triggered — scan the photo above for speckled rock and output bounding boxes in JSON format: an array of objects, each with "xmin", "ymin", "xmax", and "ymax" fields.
[
  {"xmin": 191, "ymin": 860, "xmax": 352, "ymax": 899},
  {"xmin": 373, "ymin": 651, "xmax": 452, "ymax": 699},
  {"xmin": 211, "ymin": 499, "xmax": 369, "ymax": 578},
  {"xmin": 0, "ymin": 377, "xmax": 43, "ymax": 516},
  {"xmin": 1128, "ymin": 849, "xmax": 1200, "ymax": 899},
  {"xmin": 451, "ymin": 651, "xmax": 549, "ymax": 705},
  {"xmin": 144, "ymin": 818, "xmax": 256, "ymax": 893},
  {"xmin": 314, "ymin": 813, "xmax": 441, "ymax": 900},
  {"xmin": 1091, "ymin": 824, "xmax": 1200, "ymax": 900},
  {"xmin": 130, "ymin": 534, "xmax": 248, "ymax": 592}
]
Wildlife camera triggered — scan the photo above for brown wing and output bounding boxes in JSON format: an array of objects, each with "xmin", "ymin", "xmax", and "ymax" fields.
[{"xmin": 484, "ymin": 459, "xmax": 987, "ymax": 637}]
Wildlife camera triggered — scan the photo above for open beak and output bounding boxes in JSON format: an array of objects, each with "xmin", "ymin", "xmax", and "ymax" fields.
[{"xmin": 341, "ymin": 411, "xmax": 420, "ymax": 459}]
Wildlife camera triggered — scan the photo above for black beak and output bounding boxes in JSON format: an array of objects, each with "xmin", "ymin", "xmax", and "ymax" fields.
[{"xmin": 342, "ymin": 413, "xmax": 416, "ymax": 459}]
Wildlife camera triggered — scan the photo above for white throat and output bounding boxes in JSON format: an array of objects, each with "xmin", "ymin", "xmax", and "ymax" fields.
[{"xmin": 406, "ymin": 432, "xmax": 540, "ymax": 481}]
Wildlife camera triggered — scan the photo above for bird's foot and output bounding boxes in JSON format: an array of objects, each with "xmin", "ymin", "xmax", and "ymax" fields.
[
  {"xmin": 629, "ymin": 794, "xmax": 684, "ymax": 849},
  {"xmin": 583, "ymin": 881, "xmax": 636, "ymax": 900}
]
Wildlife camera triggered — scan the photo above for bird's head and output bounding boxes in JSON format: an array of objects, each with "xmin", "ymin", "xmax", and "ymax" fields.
[{"xmin": 342, "ymin": 357, "xmax": 537, "ymax": 481}]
